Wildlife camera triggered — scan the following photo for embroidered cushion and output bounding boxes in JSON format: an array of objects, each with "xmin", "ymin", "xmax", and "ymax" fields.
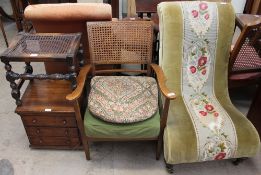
[{"xmin": 88, "ymin": 76, "xmax": 158, "ymax": 123}]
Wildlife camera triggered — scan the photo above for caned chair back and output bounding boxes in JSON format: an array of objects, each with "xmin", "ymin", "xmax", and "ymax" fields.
[{"xmin": 87, "ymin": 21, "xmax": 154, "ymax": 75}]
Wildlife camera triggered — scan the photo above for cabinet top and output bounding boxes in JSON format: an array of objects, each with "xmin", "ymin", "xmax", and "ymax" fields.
[{"xmin": 15, "ymin": 80, "xmax": 75, "ymax": 115}]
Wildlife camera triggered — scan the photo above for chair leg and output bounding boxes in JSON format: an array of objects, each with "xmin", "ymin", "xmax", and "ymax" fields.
[
  {"xmin": 83, "ymin": 139, "xmax": 90, "ymax": 160},
  {"xmin": 232, "ymin": 158, "xmax": 248, "ymax": 166},
  {"xmin": 165, "ymin": 163, "xmax": 174, "ymax": 174},
  {"xmin": 156, "ymin": 137, "xmax": 162, "ymax": 160}
]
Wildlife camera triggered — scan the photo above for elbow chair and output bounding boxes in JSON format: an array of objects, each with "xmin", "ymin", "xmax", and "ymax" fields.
[
  {"xmin": 158, "ymin": 1, "xmax": 260, "ymax": 173},
  {"xmin": 66, "ymin": 21, "xmax": 176, "ymax": 160}
]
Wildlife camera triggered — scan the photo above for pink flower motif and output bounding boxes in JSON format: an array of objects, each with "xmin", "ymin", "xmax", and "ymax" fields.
[
  {"xmin": 199, "ymin": 111, "xmax": 207, "ymax": 116},
  {"xmin": 202, "ymin": 69, "xmax": 207, "ymax": 75},
  {"xmin": 205, "ymin": 104, "xmax": 214, "ymax": 112},
  {"xmin": 214, "ymin": 152, "xmax": 226, "ymax": 160},
  {"xmin": 214, "ymin": 112, "xmax": 219, "ymax": 117},
  {"xmin": 205, "ymin": 13, "xmax": 210, "ymax": 20},
  {"xmin": 199, "ymin": 2, "xmax": 208, "ymax": 11},
  {"xmin": 190, "ymin": 66, "xmax": 197, "ymax": 74},
  {"xmin": 198, "ymin": 56, "xmax": 207, "ymax": 66},
  {"xmin": 192, "ymin": 10, "xmax": 199, "ymax": 18}
]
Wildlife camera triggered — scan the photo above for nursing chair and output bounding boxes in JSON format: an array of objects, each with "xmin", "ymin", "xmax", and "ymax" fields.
[
  {"xmin": 157, "ymin": 1, "xmax": 260, "ymax": 173},
  {"xmin": 24, "ymin": 3, "xmax": 112, "ymax": 74},
  {"xmin": 66, "ymin": 21, "xmax": 176, "ymax": 160}
]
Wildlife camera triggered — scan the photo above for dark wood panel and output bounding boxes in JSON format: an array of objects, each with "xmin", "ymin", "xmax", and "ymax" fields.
[
  {"xmin": 21, "ymin": 115, "xmax": 77, "ymax": 127},
  {"xmin": 26, "ymin": 127, "xmax": 79, "ymax": 137},
  {"xmin": 244, "ymin": 0, "xmax": 255, "ymax": 13},
  {"xmin": 104, "ymin": 0, "xmax": 119, "ymax": 18},
  {"xmin": 136, "ymin": 0, "xmax": 175, "ymax": 13}
]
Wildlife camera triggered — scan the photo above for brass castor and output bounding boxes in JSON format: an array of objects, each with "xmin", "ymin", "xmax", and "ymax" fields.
[
  {"xmin": 166, "ymin": 163, "xmax": 174, "ymax": 174},
  {"xmin": 232, "ymin": 158, "xmax": 247, "ymax": 166}
]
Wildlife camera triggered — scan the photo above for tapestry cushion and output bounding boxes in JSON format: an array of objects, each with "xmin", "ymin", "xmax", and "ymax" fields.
[{"xmin": 88, "ymin": 76, "xmax": 158, "ymax": 123}]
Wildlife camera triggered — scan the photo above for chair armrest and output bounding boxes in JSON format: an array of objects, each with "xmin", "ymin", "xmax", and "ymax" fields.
[
  {"xmin": 66, "ymin": 64, "xmax": 91, "ymax": 101},
  {"xmin": 151, "ymin": 63, "xmax": 176, "ymax": 100}
]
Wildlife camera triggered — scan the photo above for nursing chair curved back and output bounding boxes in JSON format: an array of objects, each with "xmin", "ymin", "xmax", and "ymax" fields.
[
  {"xmin": 157, "ymin": 1, "xmax": 260, "ymax": 168},
  {"xmin": 24, "ymin": 3, "xmax": 112, "ymax": 74}
]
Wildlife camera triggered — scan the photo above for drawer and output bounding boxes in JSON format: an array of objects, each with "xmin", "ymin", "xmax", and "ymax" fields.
[
  {"xmin": 21, "ymin": 115, "xmax": 77, "ymax": 127},
  {"xmin": 25, "ymin": 127, "xmax": 79, "ymax": 137},
  {"xmin": 29, "ymin": 137, "xmax": 81, "ymax": 147}
]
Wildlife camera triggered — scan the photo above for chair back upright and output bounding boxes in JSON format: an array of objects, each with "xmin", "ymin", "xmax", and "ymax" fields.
[{"xmin": 87, "ymin": 21, "xmax": 154, "ymax": 76}]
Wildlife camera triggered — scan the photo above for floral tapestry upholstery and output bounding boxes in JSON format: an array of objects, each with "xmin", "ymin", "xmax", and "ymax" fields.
[
  {"xmin": 158, "ymin": 1, "xmax": 260, "ymax": 165},
  {"xmin": 88, "ymin": 76, "xmax": 158, "ymax": 123}
]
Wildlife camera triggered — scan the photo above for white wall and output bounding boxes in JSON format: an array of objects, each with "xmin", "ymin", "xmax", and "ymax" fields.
[
  {"xmin": 0, "ymin": 0, "xmax": 12, "ymax": 15},
  {"xmin": 231, "ymin": 0, "xmax": 247, "ymax": 13}
]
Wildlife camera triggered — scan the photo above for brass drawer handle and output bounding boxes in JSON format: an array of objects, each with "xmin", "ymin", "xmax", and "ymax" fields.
[
  {"xmin": 32, "ymin": 119, "xmax": 37, "ymax": 123},
  {"xmin": 39, "ymin": 139, "xmax": 43, "ymax": 144},
  {"xmin": 36, "ymin": 129, "xmax": 40, "ymax": 134}
]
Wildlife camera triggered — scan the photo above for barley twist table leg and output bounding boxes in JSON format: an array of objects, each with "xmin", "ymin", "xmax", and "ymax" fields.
[
  {"xmin": 4, "ymin": 62, "xmax": 22, "ymax": 106},
  {"xmin": 67, "ymin": 57, "xmax": 77, "ymax": 90}
]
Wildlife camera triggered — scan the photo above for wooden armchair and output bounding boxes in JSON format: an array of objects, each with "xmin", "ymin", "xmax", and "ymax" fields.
[
  {"xmin": 229, "ymin": 19, "xmax": 261, "ymax": 88},
  {"xmin": 66, "ymin": 21, "xmax": 176, "ymax": 160}
]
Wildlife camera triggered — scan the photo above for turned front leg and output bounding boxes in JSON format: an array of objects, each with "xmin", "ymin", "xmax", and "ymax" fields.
[{"xmin": 4, "ymin": 62, "xmax": 21, "ymax": 106}]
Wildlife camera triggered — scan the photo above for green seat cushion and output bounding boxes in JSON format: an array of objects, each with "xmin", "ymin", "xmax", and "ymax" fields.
[{"xmin": 84, "ymin": 109, "xmax": 160, "ymax": 139}]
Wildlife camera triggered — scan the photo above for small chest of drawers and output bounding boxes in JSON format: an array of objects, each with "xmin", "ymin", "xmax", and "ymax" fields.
[{"xmin": 15, "ymin": 80, "xmax": 82, "ymax": 149}]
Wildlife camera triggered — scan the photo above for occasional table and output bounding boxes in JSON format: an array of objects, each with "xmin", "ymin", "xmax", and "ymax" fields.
[
  {"xmin": 0, "ymin": 32, "xmax": 82, "ymax": 106},
  {"xmin": 15, "ymin": 79, "xmax": 82, "ymax": 149}
]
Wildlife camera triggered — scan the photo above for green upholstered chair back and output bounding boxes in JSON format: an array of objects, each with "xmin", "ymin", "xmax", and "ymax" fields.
[{"xmin": 158, "ymin": 1, "xmax": 260, "ymax": 165}]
